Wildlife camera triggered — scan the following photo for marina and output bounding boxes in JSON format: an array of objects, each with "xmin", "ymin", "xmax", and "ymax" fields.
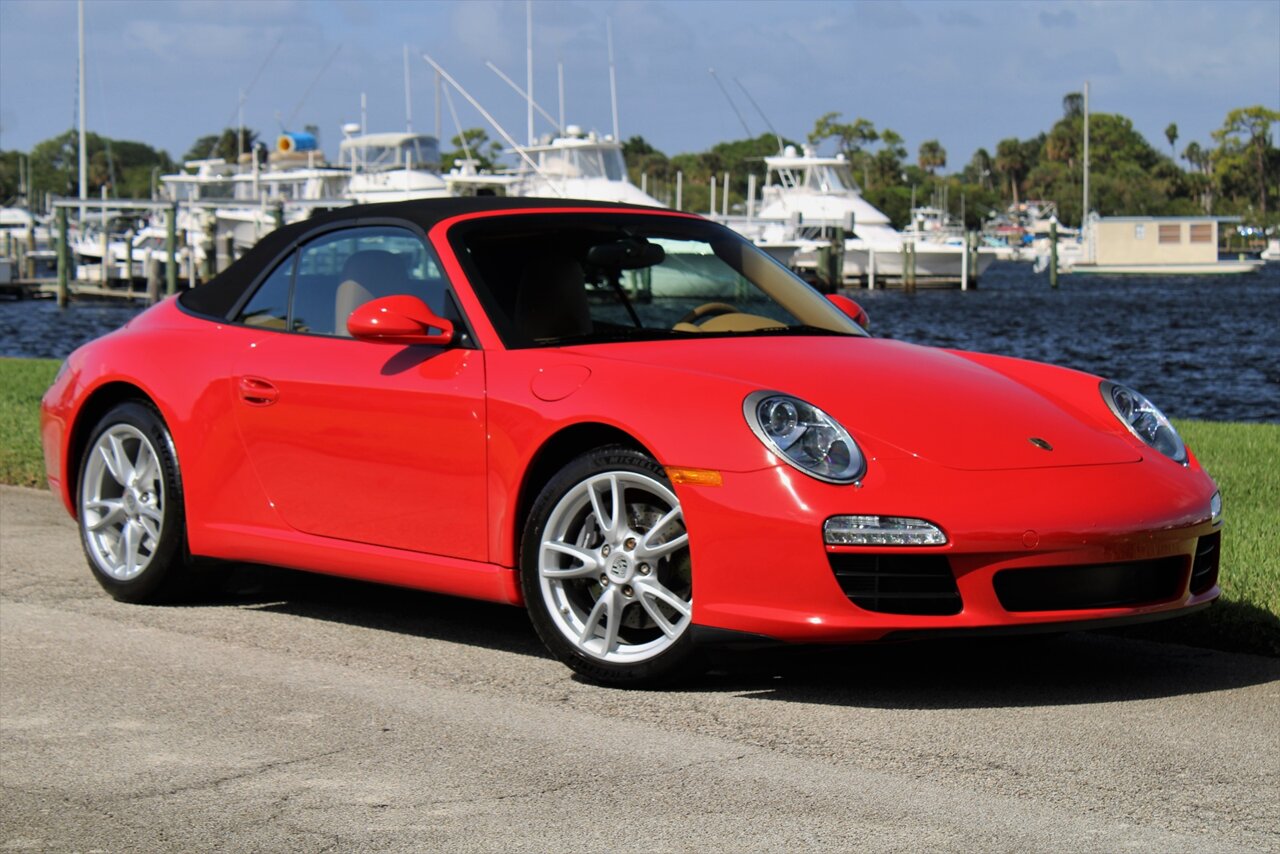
[{"xmin": 5, "ymin": 260, "xmax": 1277, "ymax": 425}]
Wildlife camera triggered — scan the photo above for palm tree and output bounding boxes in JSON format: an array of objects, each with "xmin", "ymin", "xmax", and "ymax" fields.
[
  {"xmin": 1165, "ymin": 123, "xmax": 1178, "ymax": 158},
  {"xmin": 994, "ymin": 137, "xmax": 1025, "ymax": 205},
  {"xmin": 918, "ymin": 140, "xmax": 946, "ymax": 175}
]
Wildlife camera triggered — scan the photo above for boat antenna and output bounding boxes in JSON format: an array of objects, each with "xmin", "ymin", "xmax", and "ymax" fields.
[
  {"xmin": 78, "ymin": 0, "xmax": 86, "ymax": 221},
  {"xmin": 708, "ymin": 68, "xmax": 751, "ymax": 137},
  {"xmin": 607, "ymin": 17, "xmax": 620, "ymax": 140},
  {"xmin": 734, "ymin": 77, "xmax": 783, "ymax": 153},
  {"xmin": 557, "ymin": 58, "xmax": 565, "ymax": 133},
  {"xmin": 284, "ymin": 45, "xmax": 342, "ymax": 130},
  {"xmin": 526, "ymin": 0, "xmax": 534, "ymax": 146},
  {"xmin": 485, "ymin": 61, "xmax": 562, "ymax": 136},
  {"xmin": 422, "ymin": 53, "xmax": 559, "ymax": 193}
]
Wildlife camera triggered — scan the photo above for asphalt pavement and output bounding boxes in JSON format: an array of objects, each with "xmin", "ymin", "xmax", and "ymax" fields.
[{"xmin": 2, "ymin": 484, "xmax": 1277, "ymax": 852}]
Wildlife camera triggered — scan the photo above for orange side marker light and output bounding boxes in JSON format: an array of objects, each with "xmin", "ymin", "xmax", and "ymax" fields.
[{"xmin": 665, "ymin": 467, "xmax": 723, "ymax": 487}]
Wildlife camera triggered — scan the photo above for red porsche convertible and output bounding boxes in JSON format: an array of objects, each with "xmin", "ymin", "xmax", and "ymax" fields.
[{"xmin": 41, "ymin": 198, "xmax": 1223, "ymax": 684}]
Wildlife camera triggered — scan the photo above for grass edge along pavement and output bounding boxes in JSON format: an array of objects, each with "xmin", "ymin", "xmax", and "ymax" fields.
[{"xmin": 1, "ymin": 356, "xmax": 1276, "ymax": 655}]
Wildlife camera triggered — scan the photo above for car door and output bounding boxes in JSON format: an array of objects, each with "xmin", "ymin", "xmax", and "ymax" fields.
[{"xmin": 230, "ymin": 224, "xmax": 488, "ymax": 562}]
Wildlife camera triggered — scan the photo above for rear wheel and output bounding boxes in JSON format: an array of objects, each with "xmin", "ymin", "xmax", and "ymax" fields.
[
  {"xmin": 521, "ymin": 446, "xmax": 696, "ymax": 685},
  {"xmin": 78, "ymin": 401, "xmax": 194, "ymax": 603}
]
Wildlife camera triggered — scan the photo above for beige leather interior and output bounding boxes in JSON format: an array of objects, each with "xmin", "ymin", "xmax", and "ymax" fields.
[
  {"xmin": 676, "ymin": 313, "xmax": 785, "ymax": 333},
  {"xmin": 334, "ymin": 250, "xmax": 410, "ymax": 337}
]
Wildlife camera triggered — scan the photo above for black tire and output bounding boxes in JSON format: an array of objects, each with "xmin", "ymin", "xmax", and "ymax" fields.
[
  {"xmin": 520, "ymin": 445, "xmax": 699, "ymax": 686},
  {"xmin": 76, "ymin": 400, "xmax": 198, "ymax": 603}
]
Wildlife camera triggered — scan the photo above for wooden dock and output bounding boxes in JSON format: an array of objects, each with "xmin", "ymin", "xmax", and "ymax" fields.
[{"xmin": 0, "ymin": 277, "xmax": 154, "ymax": 303}]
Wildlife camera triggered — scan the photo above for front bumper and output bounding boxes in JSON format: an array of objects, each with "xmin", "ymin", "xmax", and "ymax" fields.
[{"xmin": 677, "ymin": 456, "xmax": 1221, "ymax": 644}]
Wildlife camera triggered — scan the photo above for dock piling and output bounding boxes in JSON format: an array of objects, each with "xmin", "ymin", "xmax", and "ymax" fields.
[
  {"xmin": 202, "ymin": 218, "xmax": 216, "ymax": 283},
  {"xmin": 960, "ymin": 234, "xmax": 970, "ymax": 291},
  {"xmin": 1049, "ymin": 220, "xmax": 1059, "ymax": 288},
  {"xmin": 124, "ymin": 228, "xmax": 135, "ymax": 283},
  {"xmin": 25, "ymin": 223, "xmax": 36, "ymax": 279},
  {"xmin": 146, "ymin": 251, "xmax": 161, "ymax": 304},
  {"xmin": 165, "ymin": 204, "xmax": 178, "ymax": 296},
  {"xmin": 55, "ymin": 207, "xmax": 69, "ymax": 308},
  {"xmin": 100, "ymin": 227, "xmax": 110, "ymax": 284},
  {"xmin": 868, "ymin": 248, "xmax": 877, "ymax": 291}
]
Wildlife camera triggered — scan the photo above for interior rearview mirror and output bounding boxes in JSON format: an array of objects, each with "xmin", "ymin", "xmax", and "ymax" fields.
[{"xmin": 586, "ymin": 238, "xmax": 666, "ymax": 270}]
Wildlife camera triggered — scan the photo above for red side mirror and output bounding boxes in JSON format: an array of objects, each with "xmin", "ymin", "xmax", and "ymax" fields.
[
  {"xmin": 827, "ymin": 293, "xmax": 869, "ymax": 330},
  {"xmin": 347, "ymin": 295, "xmax": 455, "ymax": 346}
]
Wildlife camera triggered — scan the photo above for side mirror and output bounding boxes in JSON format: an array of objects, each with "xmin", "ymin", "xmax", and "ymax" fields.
[
  {"xmin": 827, "ymin": 293, "xmax": 869, "ymax": 330},
  {"xmin": 347, "ymin": 295, "xmax": 454, "ymax": 346}
]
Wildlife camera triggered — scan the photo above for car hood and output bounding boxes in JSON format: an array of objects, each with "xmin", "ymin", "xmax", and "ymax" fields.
[{"xmin": 571, "ymin": 336, "xmax": 1141, "ymax": 471}]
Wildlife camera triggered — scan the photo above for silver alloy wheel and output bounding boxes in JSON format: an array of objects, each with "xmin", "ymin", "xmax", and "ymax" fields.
[
  {"xmin": 80, "ymin": 424, "xmax": 165, "ymax": 581},
  {"xmin": 539, "ymin": 470, "xmax": 692, "ymax": 664}
]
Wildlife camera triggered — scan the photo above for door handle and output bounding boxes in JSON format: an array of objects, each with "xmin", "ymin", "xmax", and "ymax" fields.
[{"xmin": 237, "ymin": 376, "xmax": 279, "ymax": 406}]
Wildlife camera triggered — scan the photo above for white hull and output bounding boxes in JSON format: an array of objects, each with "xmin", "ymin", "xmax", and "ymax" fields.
[
  {"xmin": 795, "ymin": 241, "xmax": 997, "ymax": 280},
  {"xmin": 1066, "ymin": 260, "xmax": 1265, "ymax": 276}
]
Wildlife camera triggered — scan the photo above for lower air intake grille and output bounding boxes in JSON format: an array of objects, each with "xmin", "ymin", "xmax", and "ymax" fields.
[
  {"xmin": 993, "ymin": 557, "xmax": 1185, "ymax": 613},
  {"xmin": 1190, "ymin": 532, "xmax": 1221, "ymax": 595},
  {"xmin": 828, "ymin": 553, "xmax": 961, "ymax": 616}
]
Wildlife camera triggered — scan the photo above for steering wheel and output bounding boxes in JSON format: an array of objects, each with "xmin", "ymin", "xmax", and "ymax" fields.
[{"xmin": 677, "ymin": 302, "xmax": 740, "ymax": 326}]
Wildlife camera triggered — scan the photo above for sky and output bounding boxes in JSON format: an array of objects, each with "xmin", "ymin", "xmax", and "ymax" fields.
[{"xmin": 1, "ymin": 0, "xmax": 1277, "ymax": 171}]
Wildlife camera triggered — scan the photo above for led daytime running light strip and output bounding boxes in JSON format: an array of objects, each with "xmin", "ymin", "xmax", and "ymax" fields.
[{"xmin": 824, "ymin": 515, "xmax": 948, "ymax": 546}]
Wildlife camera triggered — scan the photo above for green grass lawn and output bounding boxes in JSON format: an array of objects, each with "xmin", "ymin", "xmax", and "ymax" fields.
[
  {"xmin": 0, "ymin": 357, "xmax": 60, "ymax": 488},
  {"xmin": 1, "ymin": 357, "xmax": 1276, "ymax": 654}
]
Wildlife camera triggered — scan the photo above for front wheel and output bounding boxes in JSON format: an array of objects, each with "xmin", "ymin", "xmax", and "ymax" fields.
[
  {"xmin": 78, "ymin": 400, "xmax": 194, "ymax": 603},
  {"xmin": 521, "ymin": 446, "xmax": 697, "ymax": 685}
]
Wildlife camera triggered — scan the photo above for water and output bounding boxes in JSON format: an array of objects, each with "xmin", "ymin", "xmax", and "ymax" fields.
[{"xmin": 2, "ymin": 262, "xmax": 1277, "ymax": 422}]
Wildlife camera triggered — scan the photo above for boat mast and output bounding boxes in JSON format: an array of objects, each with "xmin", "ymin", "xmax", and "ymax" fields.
[
  {"xmin": 557, "ymin": 58, "xmax": 565, "ymax": 133},
  {"xmin": 403, "ymin": 44, "xmax": 413, "ymax": 133},
  {"xmin": 77, "ymin": 0, "xmax": 87, "ymax": 222},
  {"xmin": 1083, "ymin": 80, "xmax": 1090, "ymax": 224},
  {"xmin": 526, "ymin": 0, "xmax": 534, "ymax": 145},
  {"xmin": 607, "ymin": 17, "xmax": 619, "ymax": 140},
  {"xmin": 422, "ymin": 53, "xmax": 557, "ymax": 191}
]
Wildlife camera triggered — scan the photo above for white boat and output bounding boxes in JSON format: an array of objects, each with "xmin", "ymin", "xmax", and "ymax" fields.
[
  {"xmin": 739, "ymin": 147, "xmax": 995, "ymax": 284},
  {"xmin": 509, "ymin": 127, "xmax": 663, "ymax": 206},
  {"xmin": 338, "ymin": 130, "xmax": 451, "ymax": 204},
  {"xmin": 1261, "ymin": 238, "xmax": 1280, "ymax": 262}
]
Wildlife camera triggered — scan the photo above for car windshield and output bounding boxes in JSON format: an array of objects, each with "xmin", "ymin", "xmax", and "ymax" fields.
[{"xmin": 450, "ymin": 213, "xmax": 865, "ymax": 348}]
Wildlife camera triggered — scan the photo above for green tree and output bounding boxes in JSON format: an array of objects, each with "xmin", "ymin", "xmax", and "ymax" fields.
[
  {"xmin": 963, "ymin": 148, "xmax": 994, "ymax": 189},
  {"xmin": 1164, "ymin": 123, "xmax": 1178, "ymax": 158},
  {"xmin": 870, "ymin": 128, "xmax": 907, "ymax": 188},
  {"xmin": 442, "ymin": 128, "xmax": 503, "ymax": 171},
  {"xmin": 183, "ymin": 128, "xmax": 258, "ymax": 163},
  {"xmin": 809, "ymin": 112, "xmax": 878, "ymax": 187},
  {"xmin": 917, "ymin": 139, "xmax": 946, "ymax": 174},
  {"xmin": 20, "ymin": 129, "xmax": 173, "ymax": 201},
  {"xmin": 994, "ymin": 137, "xmax": 1027, "ymax": 205},
  {"xmin": 1062, "ymin": 92, "xmax": 1084, "ymax": 120},
  {"xmin": 1211, "ymin": 106, "xmax": 1279, "ymax": 218}
]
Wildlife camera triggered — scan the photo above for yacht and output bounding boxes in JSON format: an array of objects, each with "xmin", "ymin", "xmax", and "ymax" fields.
[
  {"xmin": 338, "ymin": 130, "xmax": 450, "ymax": 203},
  {"xmin": 509, "ymin": 127, "xmax": 663, "ymax": 206},
  {"xmin": 738, "ymin": 146, "xmax": 995, "ymax": 283}
]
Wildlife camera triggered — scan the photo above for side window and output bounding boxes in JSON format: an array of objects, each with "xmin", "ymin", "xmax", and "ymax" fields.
[
  {"xmin": 235, "ymin": 254, "xmax": 294, "ymax": 328},
  {"xmin": 292, "ymin": 226, "xmax": 450, "ymax": 337}
]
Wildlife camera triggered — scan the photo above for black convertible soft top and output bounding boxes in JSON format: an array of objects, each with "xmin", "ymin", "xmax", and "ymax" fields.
[{"xmin": 178, "ymin": 196, "xmax": 664, "ymax": 319}]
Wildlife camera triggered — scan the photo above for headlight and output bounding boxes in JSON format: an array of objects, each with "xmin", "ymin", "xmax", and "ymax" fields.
[
  {"xmin": 743, "ymin": 391, "xmax": 865, "ymax": 483},
  {"xmin": 1100, "ymin": 381, "xmax": 1187, "ymax": 465}
]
